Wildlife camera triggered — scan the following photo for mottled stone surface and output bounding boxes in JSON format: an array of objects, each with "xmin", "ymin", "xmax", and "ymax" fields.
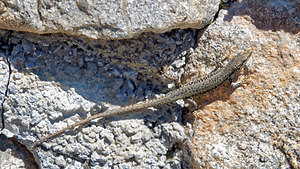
[
  {"xmin": 0, "ymin": 30, "xmax": 11, "ymax": 137},
  {"xmin": 0, "ymin": 0, "xmax": 219, "ymax": 40},
  {"xmin": 0, "ymin": 0, "xmax": 299, "ymax": 168},
  {"xmin": 0, "ymin": 134, "xmax": 38, "ymax": 169},
  {"xmin": 0, "ymin": 29, "xmax": 194, "ymax": 168},
  {"xmin": 0, "ymin": 48, "xmax": 9, "ymax": 129},
  {"xmin": 188, "ymin": 0, "xmax": 299, "ymax": 168}
]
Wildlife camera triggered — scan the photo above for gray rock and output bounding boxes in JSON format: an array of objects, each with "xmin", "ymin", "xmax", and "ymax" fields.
[
  {"xmin": 0, "ymin": 50, "xmax": 10, "ymax": 130},
  {"xmin": 0, "ymin": 134, "xmax": 38, "ymax": 169},
  {"xmin": 0, "ymin": 0, "xmax": 219, "ymax": 40},
  {"xmin": 1, "ymin": 0, "xmax": 298, "ymax": 168},
  {"xmin": 1, "ymin": 29, "xmax": 193, "ymax": 168}
]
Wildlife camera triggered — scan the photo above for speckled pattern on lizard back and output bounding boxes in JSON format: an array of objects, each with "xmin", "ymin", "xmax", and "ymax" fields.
[{"xmin": 32, "ymin": 51, "xmax": 252, "ymax": 148}]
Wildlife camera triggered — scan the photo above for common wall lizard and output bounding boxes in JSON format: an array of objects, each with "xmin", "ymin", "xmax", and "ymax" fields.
[{"xmin": 32, "ymin": 51, "xmax": 252, "ymax": 147}]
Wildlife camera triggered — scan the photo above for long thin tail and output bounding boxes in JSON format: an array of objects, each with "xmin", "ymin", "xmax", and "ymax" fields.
[{"xmin": 32, "ymin": 96, "xmax": 166, "ymax": 148}]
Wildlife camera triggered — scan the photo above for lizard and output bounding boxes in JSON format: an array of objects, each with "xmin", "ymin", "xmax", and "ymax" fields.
[{"xmin": 32, "ymin": 51, "xmax": 252, "ymax": 148}]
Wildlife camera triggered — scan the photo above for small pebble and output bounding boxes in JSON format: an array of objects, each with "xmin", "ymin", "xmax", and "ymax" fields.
[{"xmin": 13, "ymin": 73, "xmax": 22, "ymax": 80}]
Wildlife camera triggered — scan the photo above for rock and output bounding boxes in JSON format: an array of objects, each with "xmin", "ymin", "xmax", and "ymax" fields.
[
  {"xmin": 0, "ymin": 0, "xmax": 219, "ymax": 40},
  {"xmin": 1, "ymin": 29, "xmax": 193, "ymax": 168},
  {"xmin": 0, "ymin": 48, "xmax": 10, "ymax": 130},
  {"xmin": 0, "ymin": 134, "xmax": 38, "ymax": 169},
  {"xmin": 188, "ymin": 0, "xmax": 299, "ymax": 168},
  {"xmin": 0, "ymin": 0, "xmax": 299, "ymax": 168}
]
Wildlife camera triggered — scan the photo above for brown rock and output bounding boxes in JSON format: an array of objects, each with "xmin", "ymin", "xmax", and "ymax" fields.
[{"xmin": 188, "ymin": 1, "xmax": 299, "ymax": 168}]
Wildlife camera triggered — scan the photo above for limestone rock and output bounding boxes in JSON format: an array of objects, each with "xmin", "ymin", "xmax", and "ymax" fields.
[
  {"xmin": 0, "ymin": 0, "xmax": 299, "ymax": 168},
  {"xmin": 0, "ymin": 134, "xmax": 38, "ymax": 169},
  {"xmin": 0, "ymin": 29, "xmax": 194, "ymax": 168},
  {"xmin": 0, "ymin": 0, "xmax": 219, "ymax": 40}
]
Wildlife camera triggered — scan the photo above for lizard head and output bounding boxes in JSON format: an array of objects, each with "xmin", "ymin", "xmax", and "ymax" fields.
[{"xmin": 233, "ymin": 51, "xmax": 252, "ymax": 71}]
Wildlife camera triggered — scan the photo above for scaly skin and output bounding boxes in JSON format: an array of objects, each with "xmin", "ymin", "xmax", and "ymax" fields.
[{"xmin": 32, "ymin": 51, "xmax": 252, "ymax": 148}]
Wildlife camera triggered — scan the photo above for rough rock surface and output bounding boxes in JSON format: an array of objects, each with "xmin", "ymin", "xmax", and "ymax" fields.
[
  {"xmin": 1, "ymin": 32, "xmax": 38, "ymax": 168},
  {"xmin": 0, "ymin": 134, "xmax": 38, "ymax": 169},
  {"xmin": 188, "ymin": 1, "xmax": 299, "ymax": 168},
  {"xmin": 0, "ymin": 0, "xmax": 299, "ymax": 169},
  {"xmin": 0, "ymin": 36, "xmax": 9, "ymax": 129},
  {"xmin": 0, "ymin": 29, "xmax": 195, "ymax": 168},
  {"xmin": 0, "ymin": 0, "xmax": 219, "ymax": 40}
]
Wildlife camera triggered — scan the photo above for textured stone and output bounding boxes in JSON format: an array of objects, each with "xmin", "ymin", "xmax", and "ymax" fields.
[
  {"xmin": 0, "ymin": 29, "xmax": 194, "ymax": 168},
  {"xmin": 0, "ymin": 38, "xmax": 10, "ymax": 130},
  {"xmin": 0, "ymin": 0, "xmax": 219, "ymax": 40},
  {"xmin": 0, "ymin": 0, "xmax": 299, "ymax": 168},
  {"xmin": 188, "ymin": 1, "xmax": 299, "ymax": 168},
  {"xmin": 0, "ymin": 134, "xmax": 38, "ymax": 169}
]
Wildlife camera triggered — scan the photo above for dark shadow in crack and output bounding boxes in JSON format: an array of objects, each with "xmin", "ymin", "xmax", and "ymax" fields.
[
  {"xmin": 223, "ymin": 0, "xmax": 299, "ymax": 34},
  {"xmin": 0, "ymin": 32, "xmax": 12, "ymax": 131},
  {"xmin": 0, "ymin": 134, "xmax": 39, "ymax": 169}
]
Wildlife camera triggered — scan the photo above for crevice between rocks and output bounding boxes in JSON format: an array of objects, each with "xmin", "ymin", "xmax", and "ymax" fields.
[
  {"xmin": 1, "ymin": 53, "xmax": 12, "ymax": 131},
  {"xmin": 193, "ymin": 0, "xmax": 237, "ymax": 50},
  {"xmin": 182, "ymin": 0, "xmax": 239, "ymax": 167},
  {"xmin": 0, "ymin": 35, "xmax": 39, "ymax": 168}
]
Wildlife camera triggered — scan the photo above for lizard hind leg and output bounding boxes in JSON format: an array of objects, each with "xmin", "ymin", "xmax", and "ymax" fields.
[
  {"xmin": 161, "ymin": 65, "xmax": 182, "ymax": 87},
  {"xmin": 184, "ymin": 98, "xmax": 202, "ymax": 112},
  {"xmin": 161, "ymin": 65, "xmax": 203, "ymax": 112}
]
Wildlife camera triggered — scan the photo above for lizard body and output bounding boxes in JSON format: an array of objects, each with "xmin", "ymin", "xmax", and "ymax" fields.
[{"xmin": 32, "ymin": 51, "xmax": 252, "ymax": 147}]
